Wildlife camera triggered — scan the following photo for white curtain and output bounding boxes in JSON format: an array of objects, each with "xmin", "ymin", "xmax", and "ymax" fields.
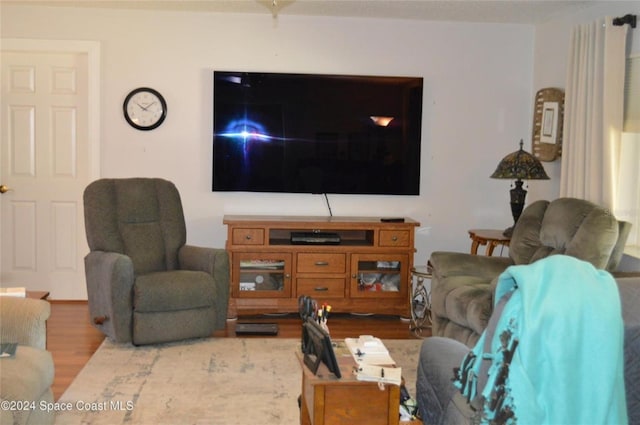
[
  {"xmin": 617, "ymin": 132, "xmax": 640, "ymax": 245},
  {"xmin": 560, "ymin": 17, "xmax": 629, "ymax": 208},
  {"xmin": 618, "ymin": 56, "xmax": 640, "ymax": 247}
]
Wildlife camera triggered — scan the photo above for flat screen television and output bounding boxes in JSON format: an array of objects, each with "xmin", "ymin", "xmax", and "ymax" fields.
[
  {"xmin": 213, "ymin": 71, "xmax": 423, "ymax": 195},
  {"xmin": 301, "ymin": 317, "xmax": 342, "ymax": 378}
]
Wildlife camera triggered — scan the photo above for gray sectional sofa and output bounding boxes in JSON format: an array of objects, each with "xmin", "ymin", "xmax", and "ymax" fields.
[
  {"xmin": 416, "ymin": 272, "xmax": 640, "ymax": 425},
  {"xmin": 429, "ymin": 198, "xmax": 630, "ymax": 347}
]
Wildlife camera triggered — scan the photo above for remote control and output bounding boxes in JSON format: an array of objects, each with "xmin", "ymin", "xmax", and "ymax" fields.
[{"xmin": 381, "ymin": 217, "xmax": 405, "ymax": 223}]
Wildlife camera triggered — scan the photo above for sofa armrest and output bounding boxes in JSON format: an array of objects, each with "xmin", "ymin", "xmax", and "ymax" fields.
[
  {"xmin": 616, "ymin": 276, "xmax": 640, "ymax": 424},
  {"xmin": 179, "ymin": 245, "xmax": 230, "ymax": 329},
  {"xmin": 430, "ymin": 251, "xmax": 513, "ymax": 280},
  {"xmin": 417, "ymin": 337, "xmax": 474, "ymax": 425},
  {"xmin": 0, "ymin": 297, "xmax": 50, "ymax": 350},
  {"xmin": 84, "ymin": 251, "xmax": 135, "ymax": 343}
]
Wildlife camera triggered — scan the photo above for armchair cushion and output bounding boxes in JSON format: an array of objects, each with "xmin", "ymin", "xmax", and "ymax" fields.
[
  {"xmin": 134, "ymin": 270, "xmax": 216, "ymax": 312},
  {"xmin": 84, "ymin": 178, "xmax": 186, "ymax": 275}
]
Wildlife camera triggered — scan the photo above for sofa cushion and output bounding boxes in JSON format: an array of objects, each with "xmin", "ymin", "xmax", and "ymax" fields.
[
  {"xmin": 0, "ymin": 345, "xmax": 54, "ymax": 424},
  {"xmin": 510, "ymin": 198, "xmax": 619, "ymax": 268},
  {"xmin": 134, "ymin": 270, "xmax": 215, "ymax": 313},
  {"xmin": 508, "ymin": 199, "xmax": 547, "ymax": 264}
]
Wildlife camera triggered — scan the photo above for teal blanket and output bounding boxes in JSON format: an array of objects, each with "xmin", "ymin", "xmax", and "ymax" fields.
[{"xmin": 455, "ymin": 255, "xmax": 627, "ymax": 424}]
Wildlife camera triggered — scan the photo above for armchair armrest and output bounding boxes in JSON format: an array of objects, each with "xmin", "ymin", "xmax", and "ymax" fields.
[
  {"xmin": 430, "ymin": 251, "xmax": 513, "ymax": 280},
  {"xmin": 179, "ymin": 245, "xmax": 230, "ymax": 329},
  {"xmin": 0, "ymin": 297, "xmax": 50, "ymax": 350},
  {"xmin": 84, "ymin": 251, "xmax": 135, "ymax": 343}
]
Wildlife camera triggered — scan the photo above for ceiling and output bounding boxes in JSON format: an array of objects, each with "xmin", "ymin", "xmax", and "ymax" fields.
[{"xmin": 4, "ymin": 0, "xmax": 602, "ymax": 25}]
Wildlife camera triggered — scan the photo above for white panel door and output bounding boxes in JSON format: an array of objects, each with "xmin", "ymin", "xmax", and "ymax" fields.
[{"xmin": 1, "ymin": 44, "xmax": 97, "ymax": 300}]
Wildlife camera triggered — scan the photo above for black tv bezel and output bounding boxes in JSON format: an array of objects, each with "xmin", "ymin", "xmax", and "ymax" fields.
[
  {"xmin": 212, "ymin": 70, "xmax": 423, "ymax": 196},
  {"xmin": 301, "ymin": 317, "xmax": 342, "ymax": 378}
]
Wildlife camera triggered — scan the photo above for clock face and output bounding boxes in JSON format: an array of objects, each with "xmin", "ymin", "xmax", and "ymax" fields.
[{"xmin": 123, "ymin": 87, "xmax": 167, "ymax": 130}]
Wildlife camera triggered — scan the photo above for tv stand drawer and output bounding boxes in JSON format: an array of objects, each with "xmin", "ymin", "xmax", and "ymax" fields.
[
  {"xmin": 379, "ymin": 230, "xmax": 410, "ymax": 247},
  {"xmin": 297, "ymin": 253, "xmax": 346, "ymax": 273},
  {"xmin": 297, "ymin": 278, "xmax": 345, "ymax": 298},
  {"xmin": 232, "ymin": 228, "xmax": 265, "ymax": 245}
]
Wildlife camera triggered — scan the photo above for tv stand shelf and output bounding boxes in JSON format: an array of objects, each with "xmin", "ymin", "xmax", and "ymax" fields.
[{"xmin": 223, "ymin": 215, "xmax": 419, "ymax": 316}]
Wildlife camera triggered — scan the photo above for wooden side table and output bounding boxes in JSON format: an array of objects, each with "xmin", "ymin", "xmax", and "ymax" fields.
[
  {"xmin": 468, "ymin": 229, "xmax": 510, "ymax": 256},
  {"xmin": 26, "ymin": 290, "xmax": 50, "ymax": 300}
]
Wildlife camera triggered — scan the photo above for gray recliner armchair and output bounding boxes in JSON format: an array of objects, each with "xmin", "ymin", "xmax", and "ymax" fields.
[
  {"xmin": 83, "ymin": 178, "xmax": 230, "ymax": 345},
  {"xmin": 429, "ymin": 197, "xmax": 630, "ymax": 347}
]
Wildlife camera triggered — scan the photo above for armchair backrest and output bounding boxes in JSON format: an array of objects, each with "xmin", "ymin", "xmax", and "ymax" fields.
[
  {"xmin": 509, "ymin": 198, "xmax": 623, "ymax": 270},
  {"xmin": 83, "ymin": 178, "xmax": 186, "ymax": 275}
]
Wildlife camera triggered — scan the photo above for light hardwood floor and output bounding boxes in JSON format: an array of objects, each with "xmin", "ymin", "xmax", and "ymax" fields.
[{"xmin": 47, "ymin": 301, "xmax": 429, "ymax": 401}]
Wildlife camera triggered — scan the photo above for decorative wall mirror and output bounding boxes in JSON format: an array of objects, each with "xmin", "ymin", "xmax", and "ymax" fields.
[{"xmin": 532, "ymin": 88, "xmax": 564, "ymax": 162}]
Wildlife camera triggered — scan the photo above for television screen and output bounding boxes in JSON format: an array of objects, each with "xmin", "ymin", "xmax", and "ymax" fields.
[{"xmin": 213, "ymin": 71, "xmax": 423, "ymax": 195}]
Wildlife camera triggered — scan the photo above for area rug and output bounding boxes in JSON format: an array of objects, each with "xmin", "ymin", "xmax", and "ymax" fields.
[{"xmin": 55, "ymin": 337, "xmax": 422, "ymax": 425}]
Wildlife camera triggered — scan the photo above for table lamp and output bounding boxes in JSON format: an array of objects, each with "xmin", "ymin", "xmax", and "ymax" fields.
[{"xmin": 491, "ymin": 139, "xmax": 549, "ymax": 236}]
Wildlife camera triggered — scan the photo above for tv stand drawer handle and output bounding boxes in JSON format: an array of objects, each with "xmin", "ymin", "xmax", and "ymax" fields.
[
  {"xmin": 245, "ymin": 235, "xmax": 252, "ymax": 240},
  {"xmin": 392, "ymin": 235, "xmax": 398, "ymax": 241},
  {"xmin": 314, "ymin": 287, "xmax": 329, "ymax": 292},
  {"xmin": 314, "ymin": 261, "xmax": 329, "ymax": 266}
]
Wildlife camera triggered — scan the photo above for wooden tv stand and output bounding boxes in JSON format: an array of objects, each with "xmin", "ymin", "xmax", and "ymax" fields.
[{"xmin": 223, "ymin": 215, "xmax": 419, "ymax": 316}]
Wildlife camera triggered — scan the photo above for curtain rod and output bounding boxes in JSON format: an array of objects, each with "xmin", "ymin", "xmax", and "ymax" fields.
[{"xmin": 613, "ymin": 14, "xmax": 636, "ymax": 28}]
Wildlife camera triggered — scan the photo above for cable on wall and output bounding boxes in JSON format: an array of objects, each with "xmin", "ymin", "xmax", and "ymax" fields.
[{"xmin": 323, "ymin": 193, "xmax": 333, "ymax": 217}]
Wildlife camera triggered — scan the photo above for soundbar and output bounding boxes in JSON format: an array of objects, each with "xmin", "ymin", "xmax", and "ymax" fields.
[{"xmin": 290, "ymin": 232, "xmax": 341, "ymax": 245}]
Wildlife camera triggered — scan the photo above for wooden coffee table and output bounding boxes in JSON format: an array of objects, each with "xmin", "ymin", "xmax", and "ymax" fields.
[{"xmin": 297, "ymin": 343, "xmax": 422, "ymax": 425}]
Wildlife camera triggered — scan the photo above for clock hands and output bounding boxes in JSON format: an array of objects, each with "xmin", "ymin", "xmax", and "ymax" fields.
[{"xmin": 135, "ymin": 101, "xmax": 157, "ymax": 112}]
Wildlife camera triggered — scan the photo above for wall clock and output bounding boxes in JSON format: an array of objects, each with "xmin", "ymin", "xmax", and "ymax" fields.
[{"xmin": 123, "ymin": 87, "xmax": 167, "ymax": 131}]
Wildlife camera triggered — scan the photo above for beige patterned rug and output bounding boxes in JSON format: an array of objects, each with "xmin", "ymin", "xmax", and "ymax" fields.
[{"xmin": 55, "ymin": 337, "xmax": 422, "ymax": 425}]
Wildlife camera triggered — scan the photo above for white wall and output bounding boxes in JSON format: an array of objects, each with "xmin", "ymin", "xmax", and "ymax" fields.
[{"xmin": 1, "ymin": 4, "xmax": 540, "ymax": 269}]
